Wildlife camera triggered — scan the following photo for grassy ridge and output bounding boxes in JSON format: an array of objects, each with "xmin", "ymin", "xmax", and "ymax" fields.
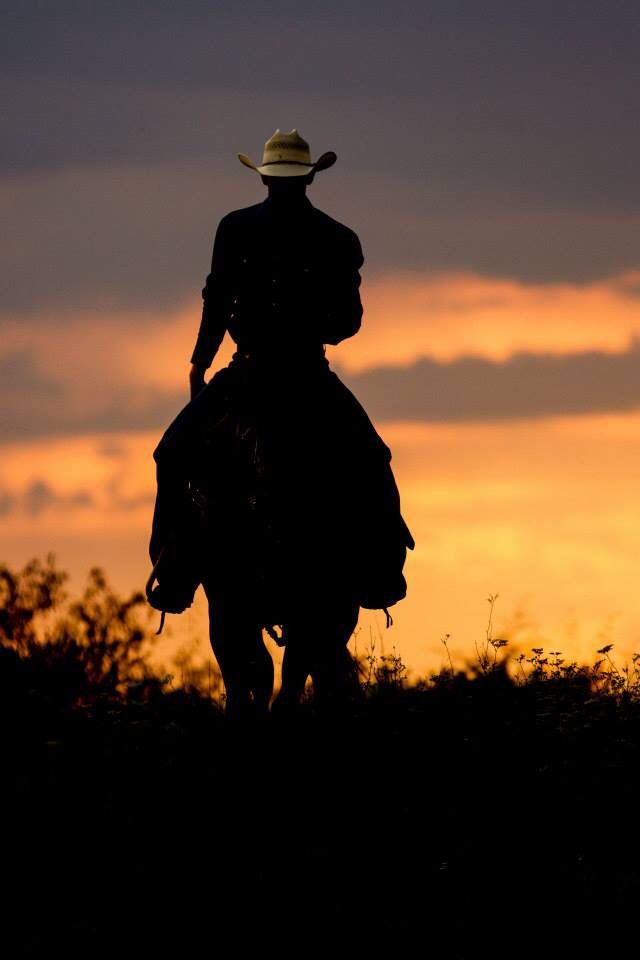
[{"xmin": 2, "ymin": 557, "xmax": 639, "ymax": 957}]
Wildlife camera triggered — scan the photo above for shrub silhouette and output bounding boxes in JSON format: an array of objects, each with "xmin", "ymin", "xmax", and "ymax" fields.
[
  {"xmin": 0, "ymin": 552, "xmax": 68, "ymax": 653},
  {"xmin": 0, "ymin": 552, "xmax": 171, "ymax": 713}
]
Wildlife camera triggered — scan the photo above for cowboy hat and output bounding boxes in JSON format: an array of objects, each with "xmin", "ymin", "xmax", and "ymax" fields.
[{"xmin": 238, "ymin": 128, "xmax": 336, "ymax": 177}]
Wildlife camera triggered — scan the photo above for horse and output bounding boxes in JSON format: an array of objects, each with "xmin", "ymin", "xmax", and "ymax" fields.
[{"xmin": 146, "ymin": 351, "xmax": 414, "ymax": 716}]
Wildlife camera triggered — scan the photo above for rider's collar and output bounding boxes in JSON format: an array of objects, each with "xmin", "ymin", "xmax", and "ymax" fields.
[{"xmin": 261, "ymin": 194, "xmax": 313, "ymax": 216}]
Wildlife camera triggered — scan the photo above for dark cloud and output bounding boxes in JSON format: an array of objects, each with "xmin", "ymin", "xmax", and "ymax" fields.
[
  {"xmin": 96, "ymin": 440, "xmax": 129, "ymax": 459},
  {"xmin": 0, "ymin": 348, "xmax": 187, "ymax": 442},
  {"xmin": 105, "ymin": 478, "xmax": 154, "ymax": 511},
  {"xmin": 0, "ymin": 348, "xmax": 62, "ymax": 396},
  {"xmin": 6, "ymin": 339, "xmax": 640, "ymax": 444},
  {"xmin": 23, "ymin": 479, "xmax": 93, "ymax": 515},
  {"xmin": 2, "ymin": 1, "xmax": 640, "ymax": 316},
  {"xmin": 0, "ymin": 479, "xmax": 94, "ymax": 516},
  {"xmin": 4, "ymin": 156, "xmax": 640, "ymax": 321},
  {"xmin": 0, "ymin": 348, "xmax": 68, "ymax": 433},
  {"xmin": 338, "ymin": 335, "xmax": 640, "ymax": 423},
  {"xmin": 0, "ymin": 162, "xmax": 227, "ymax": 315},
  {"xmin": 0, "ymin": 475, "xmax": 151, "ymax": 517},
  {"xmin": 0, "ymin": 389, "xmax": 186, "ymax": 443}
]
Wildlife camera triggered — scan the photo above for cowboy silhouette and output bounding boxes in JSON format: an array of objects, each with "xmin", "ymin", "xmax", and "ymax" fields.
[{"xmin": 147, "ymin": 129, "xmax": 414, "ymax": 715}]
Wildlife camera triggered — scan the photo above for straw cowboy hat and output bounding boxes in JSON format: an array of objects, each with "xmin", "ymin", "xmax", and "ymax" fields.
[{"xmin": 238, "ymin": 128, "xmax": 337, "ymax": 177}]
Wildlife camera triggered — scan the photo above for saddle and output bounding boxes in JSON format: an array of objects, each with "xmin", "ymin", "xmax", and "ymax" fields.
[{"xmin": 146, "ymin": 353, "xmax": 416, "ymax": 634}]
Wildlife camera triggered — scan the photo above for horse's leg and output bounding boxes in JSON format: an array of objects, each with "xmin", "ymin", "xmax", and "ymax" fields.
[
  {"xmin": 276, "ymin": 640, "xmax": 312, "ymax": 708},
  {"xmin": 307, "ymin": 597, "xmax": 361, "ymax": 707},
  {"xmin": 275, "ymin": 597, "xmax": 361, "ymax": 710},
  {"xmin": 203, "ymin": 581, "xmax": 274, "ymax": 716}
]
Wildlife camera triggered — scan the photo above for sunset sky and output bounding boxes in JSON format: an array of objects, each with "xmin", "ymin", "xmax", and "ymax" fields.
[{"xmin": 3, "ymin": 1, "xmax": 640, "ymax": 681}]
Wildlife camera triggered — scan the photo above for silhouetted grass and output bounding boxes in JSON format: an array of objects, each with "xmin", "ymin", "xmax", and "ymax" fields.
[{"xmin": 2, "ymin": 556, "xmax": 640, "ymax": 957}]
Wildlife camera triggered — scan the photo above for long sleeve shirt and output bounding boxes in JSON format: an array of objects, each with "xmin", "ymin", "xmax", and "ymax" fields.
[{"xmin": 190, "ymin": 194, "xmax": 365, "ymax": 369}]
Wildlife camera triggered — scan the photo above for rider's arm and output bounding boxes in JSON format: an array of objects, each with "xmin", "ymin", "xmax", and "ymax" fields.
[
  {"xmin": 319, "ymin": 231, "xmax": 364, "ymax": 345},
  {"xmin": 189, "ymin": 216, "xmax": 231, "ymax": 387},
  {"xmin": 189, "ymin": 362, "xmax": 207, "ymax": 400}
]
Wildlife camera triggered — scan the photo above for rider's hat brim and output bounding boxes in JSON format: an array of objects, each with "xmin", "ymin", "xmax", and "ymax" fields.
[{"xmin": 238, "ymin": 151, "xmax": 337, "ymax": 177}]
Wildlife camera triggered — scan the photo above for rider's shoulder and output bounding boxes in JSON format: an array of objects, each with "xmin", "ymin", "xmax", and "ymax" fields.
[
  {"xmin": 310, "ymin": 207, "xmax": 363, "ymax": 264},
  {"xmin": 217, "ymin": 203, "xmax": 265, "ymax": 231},
  {"xmin": 215, "ymin": 202, "xmax": 362, "ymax": 259},
  {"xmin": 309, "ymin": 205, "xmax": 360, "ymax": 242}
]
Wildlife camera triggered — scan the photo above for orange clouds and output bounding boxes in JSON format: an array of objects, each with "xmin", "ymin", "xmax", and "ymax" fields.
[
  {"xmin": 6, "ymin": 267, "xmax": 640, "ymax": 408},
  {"xmin": 329, "ymin": 268, "xmax": 640, "ymax": 372}
]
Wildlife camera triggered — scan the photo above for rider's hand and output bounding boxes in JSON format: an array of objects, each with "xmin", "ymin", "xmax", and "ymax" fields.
[{"xmin": 189, "ymin": 364, "xmax": 207, "ymax": 401}]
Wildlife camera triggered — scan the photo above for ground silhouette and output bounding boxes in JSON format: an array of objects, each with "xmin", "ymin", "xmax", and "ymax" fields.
[{"xmin": 1, "ymin": 555, "xmax": 639, "ymax": 957}]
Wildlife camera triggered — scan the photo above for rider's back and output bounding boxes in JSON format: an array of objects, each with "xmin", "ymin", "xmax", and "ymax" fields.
[{"xmin": 190, "ymin": 196, "xmax": 365, "ymax": 369}]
